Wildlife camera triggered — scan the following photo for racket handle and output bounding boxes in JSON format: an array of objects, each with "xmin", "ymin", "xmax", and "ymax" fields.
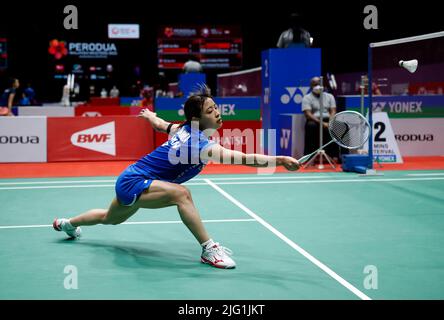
[
  {"xmin": 298, "ymin": 154, "xmax": 314, "ymax": 164},
  {"xmin": 297, "ymin": 140, "xmax": 335, "ymax": 164}
]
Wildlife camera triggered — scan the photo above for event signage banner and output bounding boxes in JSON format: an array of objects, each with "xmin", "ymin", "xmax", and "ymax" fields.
[
  {"xmin": 155, "ymin": 97, "xmax": 261, "ymax": 121},
  {"xmin": 0, "ymin": 117, "xmax": 47, "ymax": 162},
  {"xmin": 47, "ymin": 116, "xmax": 153, "ymax": 161}
]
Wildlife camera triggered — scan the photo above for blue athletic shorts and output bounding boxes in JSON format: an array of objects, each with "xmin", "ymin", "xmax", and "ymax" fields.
[{"xmin": 115, "ymin": 164, "xmax": 154, "ymax": 206}]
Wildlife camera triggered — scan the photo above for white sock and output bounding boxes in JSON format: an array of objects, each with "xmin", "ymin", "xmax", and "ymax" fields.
[{"xmin": 201, "ymin": 239, "xmax": 215, "ymax": 249}]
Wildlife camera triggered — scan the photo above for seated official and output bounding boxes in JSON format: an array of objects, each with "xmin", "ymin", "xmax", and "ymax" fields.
[{"xmin": 301, "ymin": 77, "xmax": 339, "ymax": 161}]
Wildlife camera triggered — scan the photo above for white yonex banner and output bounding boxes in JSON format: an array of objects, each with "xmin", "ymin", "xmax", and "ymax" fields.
[
  {"xmin": 18, "ymin": 106, "xmax": 75, "ymax": 117},
  {"xmin": 0, "ymin": 117, "xmax": 47, "ymax": 162},
  {"xmin": 391, "ymin": 118, "xmax": 444, "ymax": 156},
  {"xmin": 365, "ymin": 112, "xmax": 403, "ymax": 163}
]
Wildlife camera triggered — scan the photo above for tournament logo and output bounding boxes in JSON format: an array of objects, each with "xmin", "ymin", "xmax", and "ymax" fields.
[
  {"xmin": 280, "ymin": 87, "xmax": 310, "ymax": 104},
  {"xmin": 70, "ymin": 122, "xmax": 116, "ymax": 155}
]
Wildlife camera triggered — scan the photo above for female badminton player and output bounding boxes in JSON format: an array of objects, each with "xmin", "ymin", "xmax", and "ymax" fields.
[{"xmin": 53, "ymin": 88, "xmax": 300, "ymax": 269}]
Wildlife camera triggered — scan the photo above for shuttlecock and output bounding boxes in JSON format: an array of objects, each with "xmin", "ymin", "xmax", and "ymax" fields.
[{"xmin": 399, "ymin": 59, "xmax": 418, "ymax": 73}]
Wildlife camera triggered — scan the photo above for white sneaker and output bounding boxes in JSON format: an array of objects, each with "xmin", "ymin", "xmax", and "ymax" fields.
[
  {"xmin": 53, "ymin": 218, "xmax": 81, "ymax": 239},
  {"xmin": 201, "ymin": 243, "xmax": 236, "ymax": 269}
]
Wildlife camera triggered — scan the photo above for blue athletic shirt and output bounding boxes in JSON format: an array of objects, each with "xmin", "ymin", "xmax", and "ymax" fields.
[{"xmin": 133, "ymin": 124, "xmax": 216, "ymax": 184}]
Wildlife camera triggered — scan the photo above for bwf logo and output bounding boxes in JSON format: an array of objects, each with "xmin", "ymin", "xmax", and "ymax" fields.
[
  {"xmin": 280, "ymin": 129, "xmax": 291, "ymax": 149},
  {"xmin": 71, "ymin": 121, "xmax": 116, "ymax": 155},
  {"xmin": 280, "ymin": 87, "xmax": 310, "ymax": 105}
]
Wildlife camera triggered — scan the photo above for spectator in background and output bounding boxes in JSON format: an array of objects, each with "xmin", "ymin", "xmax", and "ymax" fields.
[
  {"xmin": 372, "ymin": 82, "xmax": 382, "ymax": 95},
  {"xmin": 277, "ymin": 13, "xmax": 312, "ymax": 48},
  {"xmin": 155, "ymin": 72, "xmax": 170, "ymax": 97},
  {"xmin": 302, "ymin": 77, "xmax": 339, "ymax": 162},
  {"xmin": 360, "ymin": 81, "xmax": 382, "ymax": 95},
  {"xmin": 19, "ymin": 92, "xmax": 31, "ymax": 106},
  {"xmin": 0, "ymin": 78, "xmax": 20, "ymax": 116},
  {"xmin": 110, "ymin": 85, "xmax": 120, "ymax": 98},
  {"xmin": 140, "ymin": 86, "xmax": 154, "ymax": 111},
  {"xmin": 24, "ymin": 82, "xmax": 36, "ymax": 105},
  {"xmin": 183, "ymin": 56, "xmax": 203, "ymax": 73}
]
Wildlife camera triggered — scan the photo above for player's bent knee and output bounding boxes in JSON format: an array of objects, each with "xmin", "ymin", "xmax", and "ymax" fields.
[
  {"xmin": 174, "ymin": 185, "xmax": 192, "ymax": 204},
  {"xmin": 101, "ymin": 212, "xmax": 119, "ymax": 225},
  {"xmin": 101, "ymin": 215, "xmax": 113, "ymax": 225}
]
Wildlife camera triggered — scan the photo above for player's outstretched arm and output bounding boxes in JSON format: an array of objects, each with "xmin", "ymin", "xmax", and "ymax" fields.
[
  {"xmin": 203, "ymin": 144, "xmax": 300, "ymax": 171},
  {"xmin": 138, "ymin": 108, "xmax": 179, "ymax": 135}
]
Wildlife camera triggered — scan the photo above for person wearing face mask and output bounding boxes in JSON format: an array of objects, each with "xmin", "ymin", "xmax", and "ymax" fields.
[{"xmin": 301, "ymin": 76, "xmax": 339, "ymax": 162}]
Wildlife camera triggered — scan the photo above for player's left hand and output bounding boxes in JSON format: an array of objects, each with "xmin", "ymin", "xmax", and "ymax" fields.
[{"xmin": 138, "ymin": 108, "xmax": 156, "ymax": 120}]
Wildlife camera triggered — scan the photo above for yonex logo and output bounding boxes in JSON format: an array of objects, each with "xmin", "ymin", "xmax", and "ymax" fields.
[
  {"xmin": 372, "ymin": 102, "xmax": 387, "ymax": 112},
  {"xmin": 71, "ymin": 121, "xmax": 116, "ymax": 155},
  {"xmin": 280, "ymin": 87, "xmax": 310, "ymax": 104},
  {"xmin": 219, "ymin": 104, "xmax": 235, "ymax": 116},
  {"xmin": 280, "ymin": 129, "xmax": 291, "ymax": 149},
  {"xmin": 178, "ymin": 104, "xmax": 235, "ymax": 116},
  {"xmin": 388, "ymin": 101, "xmax": 422, "ymax": 113}
]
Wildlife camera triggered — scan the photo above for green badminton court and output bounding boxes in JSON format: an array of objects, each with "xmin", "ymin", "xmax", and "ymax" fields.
[{"xmin": 0, "ymin": 170, "xmax": 443, "ymax": 300}]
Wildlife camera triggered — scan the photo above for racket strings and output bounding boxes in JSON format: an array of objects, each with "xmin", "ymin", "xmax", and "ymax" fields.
[{"xmin": 329, "ymin": 113, "xmax": 369, "ymax": 148}]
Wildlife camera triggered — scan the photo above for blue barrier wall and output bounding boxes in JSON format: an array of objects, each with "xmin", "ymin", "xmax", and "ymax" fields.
[{"xmin": 261, "ymin": 48, "xmax": 321, "ymax": 155}]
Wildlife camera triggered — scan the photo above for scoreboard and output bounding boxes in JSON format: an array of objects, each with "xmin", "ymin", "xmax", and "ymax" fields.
[
  {"xmin": 158, "ymin": 26, "xmax": 242, "ymax": 70},
  {"xmin": 0, "ymin": 38, "xmax": 7, "ymax": 69}
]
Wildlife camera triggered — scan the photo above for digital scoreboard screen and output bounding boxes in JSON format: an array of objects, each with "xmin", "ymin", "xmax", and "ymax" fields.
[
  {"xmin": 0, "ymin": 38, "xmax": 7, "ymax": 68},
  {"xmin": 158, "ymin": 26, "xmax": 242, "ymax": 70}
]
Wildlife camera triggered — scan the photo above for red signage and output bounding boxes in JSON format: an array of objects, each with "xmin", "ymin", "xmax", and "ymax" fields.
[
  {"xmin": 48, "ymin": 116, "xmax": 154, "ymax": 161},
  {"xmin": 75, "ymin": 106, "xmax": 131, "ymax": 116}
]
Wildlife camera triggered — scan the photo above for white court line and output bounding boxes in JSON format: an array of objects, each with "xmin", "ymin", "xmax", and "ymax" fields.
[
  {"xmin": 0, "ymin": 184, "xmax": 116, "ymax": 190},
  {"xmin": 0, "ymin": 218, "xmax": 256, "ymax": 230},
  {"xmin": 204, "ymin": 178, "xmax": 371, "ymax": 300},
  {"xmin": 207, "ymin": 177, "xmax": 444, "ymax": 185},
  {"xmin": 406, "ymin": 173, "xmax": 444, "ymax": 176},
  {"xmin": 1, "ymin": 177, "xmax": 444, "ymax": 190},
  {"xmin": 0, "ymin": 175, "xmax": 334, "ymax": 186},
  {"xmin": 0, "ymin": 180, "xmax": 116, "ymax": 185},
  {"xmin": 196, "ymin": 175, "xmax": 332, "ymax": 181}
]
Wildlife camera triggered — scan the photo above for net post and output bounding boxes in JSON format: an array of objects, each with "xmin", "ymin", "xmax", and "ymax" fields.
[
  {"xmin": 319, "ymin": 76, "xmax": 324, "ymax": 168},
  {"xmin": 367, "ymin": 45, "xmax": 374, "ymax": 170}
]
